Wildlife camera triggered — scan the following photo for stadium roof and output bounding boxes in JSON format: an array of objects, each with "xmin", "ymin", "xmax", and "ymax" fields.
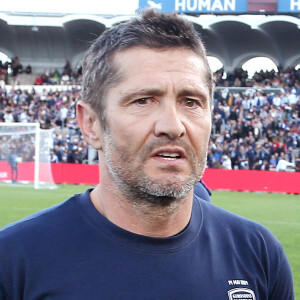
[{"xmin": 1, "ymin": 12, "xmax": 300, "ymax": 72}]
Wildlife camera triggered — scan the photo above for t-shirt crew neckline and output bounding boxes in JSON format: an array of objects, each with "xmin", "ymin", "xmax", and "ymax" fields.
[{"xmin": 77, "ymin": 189, "xmax": 203, "ymax": 253}]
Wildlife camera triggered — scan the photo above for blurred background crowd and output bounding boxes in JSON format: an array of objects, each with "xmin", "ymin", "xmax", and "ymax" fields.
[{"xmin": 0, "ymin": 58, "xmax": 299, "ymax": 171}]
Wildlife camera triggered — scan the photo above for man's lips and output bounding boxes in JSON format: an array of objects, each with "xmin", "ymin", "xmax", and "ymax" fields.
[{"xmin": 151, "ymin": 148, "xmax": 186, "ymax": 161}]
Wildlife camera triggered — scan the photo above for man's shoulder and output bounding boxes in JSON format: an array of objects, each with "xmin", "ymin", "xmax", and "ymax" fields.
[
  {"xmin": 0, "ymin": 192, "xmax": 84, "ymax": 245},
  {"xmin": 198, "ymin": 198, "xmax": 282, "ymax": 251}
]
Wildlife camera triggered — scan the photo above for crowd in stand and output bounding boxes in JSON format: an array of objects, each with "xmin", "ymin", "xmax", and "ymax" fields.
[
  {"xmin": 33, "ymin": 61, "xmax": 83, "ymax": 86},
  {"xmin": 209, "ymin": 88, "xmax": 300, "ymax": 171},
  {"xmin": 0, "ymin": 57, "xmax": 32, "ymax": 87},
  {"xmin": 207, "ymin": 66, "xmax": 300, "ymax": 172},
  {"xmin": 214, "ymin": 66, "xmax": 300, "ymax": 90},
  {"xmin": 0, "ymin": 58, "xmax": 82, "ymax": 86},
  {"xmin": 0, "ymin": 86, "xmax": 89, "ymax": 164},
  {"xmin": 0, "ymin": 60, "xmax": 299, "ymax": 171}
]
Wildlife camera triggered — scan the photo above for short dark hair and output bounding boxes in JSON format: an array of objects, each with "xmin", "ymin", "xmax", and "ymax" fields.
[{"xmin": 81, "ymin": 9, "xmax": 213, "ymax": 123}]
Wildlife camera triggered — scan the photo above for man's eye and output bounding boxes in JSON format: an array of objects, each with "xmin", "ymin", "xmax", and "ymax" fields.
[
  {"xmin": 134, "ymin": 98, "xmax": 151, "ymax": 105},
  {"xmin": 184, "ymin": 98, "xmax": 200, "ymax": 108}
]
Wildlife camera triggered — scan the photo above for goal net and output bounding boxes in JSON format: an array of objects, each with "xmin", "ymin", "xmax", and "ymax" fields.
[{"xmin": 0, "ymin": 123, "xmax": 57, "ymax": 189}]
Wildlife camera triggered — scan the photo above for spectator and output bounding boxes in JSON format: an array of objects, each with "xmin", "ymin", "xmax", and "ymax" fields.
[
  {"xmin": 25, "ymin": 65, "xmax": 32, "ymax": 74},
  {"xmin": 276, "ymin": 157, "xmax": 295, "ymax": 172},
  {"xmin": 34, "ymin": 75, "xmax": 43, "ymax": 85},
  {"xmin": 11, "ymin": 56, "xmax": 22, "ymax": 85},
  {"xmin": 4, "ymin": 106, "xmax": 14, "ymax": 123},
  {"xmin": 63, "ymin": 60, "xmax": 73, "ymax": 77},
  {"xmin": 50, "ymin": 150, "xmax": 59, "ymax": 163},
  {"xmin": 246, "ymin": 144, "xmax": 257, "ymax": 170},
  {"xmin": 221, "ymin": 155, "xmax": 232, "ymax": 169},
  {"xmin": 8, "ymin": 147, "xmax": 19, "ymax": 183},
  {"xmin": 260, "ymin": 159, "xmax": 270, "ymax": 171},
  {"xmin": 238, "ymin": 146, "xmax": 249, "ymax": 169},
  {"xmin": 60, "ymin": 102, "xmax": 69, "ymax": 127}
]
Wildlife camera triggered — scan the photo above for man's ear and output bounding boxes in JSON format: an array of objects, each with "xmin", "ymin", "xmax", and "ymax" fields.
[{"xmin": 76, "ymin": 100, "xmax": 103, "ymax": 150}]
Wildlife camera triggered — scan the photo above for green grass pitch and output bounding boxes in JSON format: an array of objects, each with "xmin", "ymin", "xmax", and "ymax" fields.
[{"xmin": 0, "ymin": 185, "xmax": 299, "ymax": 297}]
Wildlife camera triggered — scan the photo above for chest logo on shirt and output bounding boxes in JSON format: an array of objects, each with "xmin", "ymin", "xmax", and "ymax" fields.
[{"xmin": 228, "ymin": 288, "xmax": 256, "ymax": 300}]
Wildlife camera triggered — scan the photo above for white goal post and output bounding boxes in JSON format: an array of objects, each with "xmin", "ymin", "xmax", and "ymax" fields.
[{"xmin": 0, "ymin": 123, "xmax": 57, "ymax": 189}]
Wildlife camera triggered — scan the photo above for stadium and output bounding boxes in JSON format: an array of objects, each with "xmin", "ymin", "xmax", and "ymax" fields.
[{"xmin": 0, "ymin": 0, "xmax": 299, "ymax": 297}]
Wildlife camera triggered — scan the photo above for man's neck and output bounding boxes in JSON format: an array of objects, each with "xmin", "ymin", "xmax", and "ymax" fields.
[{"xmin": 90, "ymin": 183, "xmax": 193, "ymax": 238}]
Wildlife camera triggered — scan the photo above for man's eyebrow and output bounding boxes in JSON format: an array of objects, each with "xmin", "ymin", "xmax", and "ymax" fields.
[
  {"xmin": 177, "ymin": 88, "xmax": 208, "ymax": 100},
  {"xmin": 119, "ymin": 88, "xmax": 164, "ymax": 103}
]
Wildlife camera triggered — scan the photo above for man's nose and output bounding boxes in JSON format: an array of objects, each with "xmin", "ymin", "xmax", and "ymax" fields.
[{"xmin": 154, "ymin": 104, "xmax": 186, "ymax": 139}]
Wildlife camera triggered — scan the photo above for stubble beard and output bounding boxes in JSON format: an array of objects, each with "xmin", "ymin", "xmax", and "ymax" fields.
[{"xmin": 102, "ymin": 132, "xmax": 207, "ymax": 209}]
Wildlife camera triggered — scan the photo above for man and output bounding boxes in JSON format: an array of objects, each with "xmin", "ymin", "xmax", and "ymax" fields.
[
  {"xmin": 8, "ymin": 147, "xmax": 19, "ymax": 183},
  {"xmin": 0, "ymin": 10, "xmax": 294, "ymax": 299}
]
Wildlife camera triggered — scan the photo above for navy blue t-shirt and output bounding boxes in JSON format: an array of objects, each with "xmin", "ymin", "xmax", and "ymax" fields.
[
  {"xmin": 194, "ymin": 180, "xmax": 211, "ymax": 202},
  {"xmin": 0, "ymin": 190, "xmax": 294, "ymax": 299}
]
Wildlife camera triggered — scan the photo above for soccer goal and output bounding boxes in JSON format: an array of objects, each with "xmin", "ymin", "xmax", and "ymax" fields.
[{"xmin": 0, "ymin": 123, "xmax": 57, "ymax": 189}]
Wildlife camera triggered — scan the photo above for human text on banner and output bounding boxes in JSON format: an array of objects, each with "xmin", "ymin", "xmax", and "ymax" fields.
[{"xmin": 138, "ymin": 0, "xmax": 248, "ymax": 14}]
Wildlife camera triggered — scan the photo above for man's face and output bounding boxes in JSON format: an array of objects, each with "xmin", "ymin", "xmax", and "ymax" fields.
[{"xmin": 100, "ymin": 47, "xmax": 212, "ymax": 204}]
